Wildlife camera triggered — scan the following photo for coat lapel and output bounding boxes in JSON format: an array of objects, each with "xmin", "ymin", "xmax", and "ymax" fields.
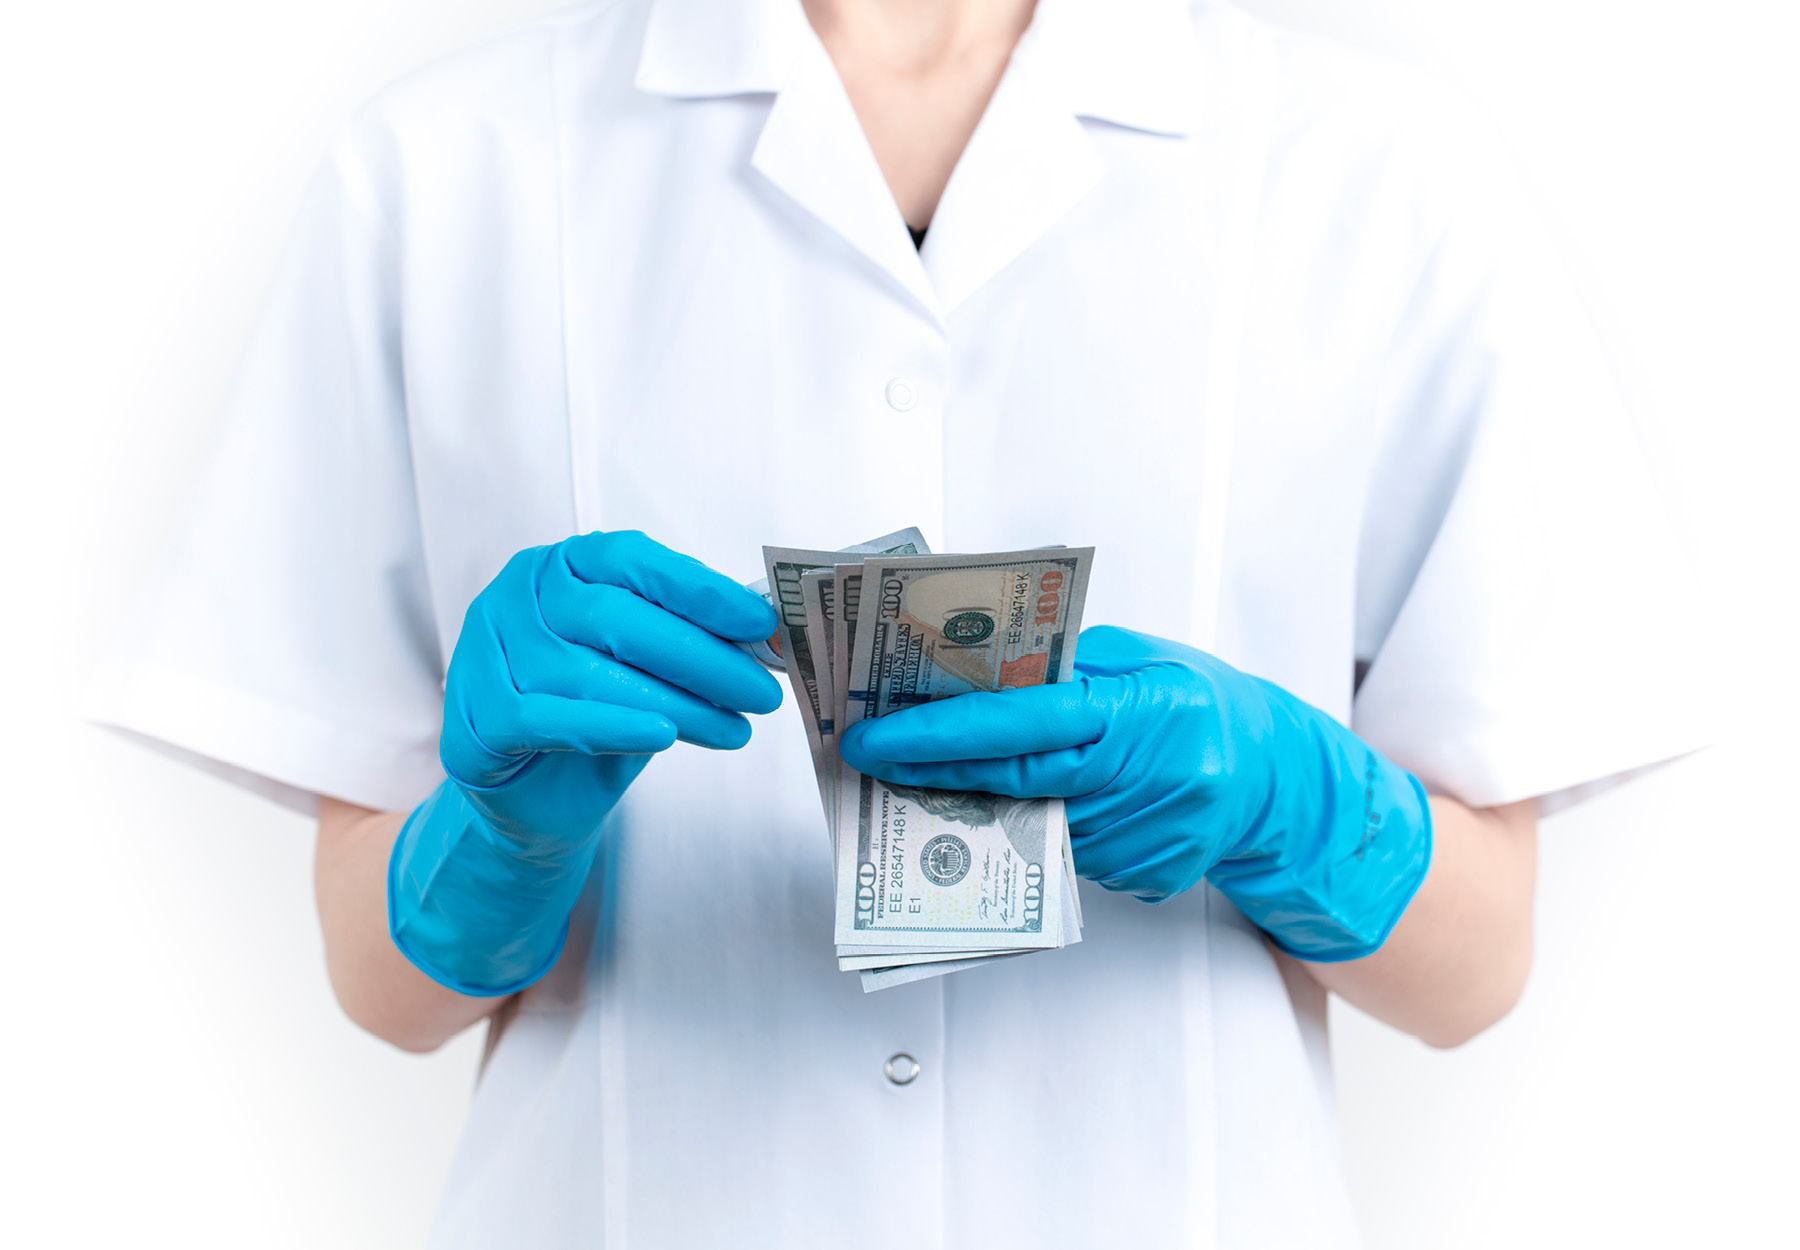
[
  {"xmin": 637, "ymin": 0, "xmax": 1209, "ymax": 320},
  {"xmin": 919, "ymin": 0, "xmax": 1204, "ymax": 316},
  {"xmin": 920, "ymin": 45, "xmax": 1105, "ymax": 317},
  {"xmin": 750, "ymin": 27, "xmax": 941, "ymax": 321}
]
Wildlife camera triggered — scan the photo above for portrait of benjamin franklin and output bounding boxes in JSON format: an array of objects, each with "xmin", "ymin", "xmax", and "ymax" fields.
[{"xmin": 888, "ymin": 784, "xmax": 1047, "ymax": 860}]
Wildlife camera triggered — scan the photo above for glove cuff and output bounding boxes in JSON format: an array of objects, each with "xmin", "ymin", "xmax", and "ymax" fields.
[
  {"xmin": 387, "ymin": 780, "xmax": 591, "ymax": 996},
  {"xmin": 1210, "ymin": 694, "xmax": 1434, "ymax": 962}
]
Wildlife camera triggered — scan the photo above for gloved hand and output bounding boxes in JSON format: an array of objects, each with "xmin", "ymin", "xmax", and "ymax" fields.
[
  {"xmin": 389, "ymin": 530, "xmax": 782, "ymax": 995},
  {"xmin": 838, "ymin": 626, "xmax": 1431, "ymax": 961}
]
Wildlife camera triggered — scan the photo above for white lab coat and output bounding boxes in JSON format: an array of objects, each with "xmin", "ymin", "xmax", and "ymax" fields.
[{"xmin": 88, "ymin": 0, "xmax": 1712, "ymax": 1245}]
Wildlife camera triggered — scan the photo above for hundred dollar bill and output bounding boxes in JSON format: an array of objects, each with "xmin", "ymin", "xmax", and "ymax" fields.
[
  {"xmin": 799, "ymin": 568, "xmax": 838, "ymax": 828},
  {"xmin": 845, "ymin": 547, "xmax": 1094, "ymax": 717},
  {"xmin": 832, "ymin": 548, "xmax": 1094, "ymax": 951},
  {"xmin": 746, "ymin": 527, "xmax": 928, "ymax": 672},
  {"xmin": 757, "ymin": 530, "xmax": 929, "ymax": 839},
  {"xmin": 830, "ymin": 545, "xmax": 1047, "ymax": 716},
  {"xmin": 851, "ymin": 857, "xmax": 1084, "ymax": 985},
  {"xmin": 1060, "ymin": 822, "xmax": 1084, "ymax": 930},
  {"xmin": 832, "ymin": 780, "xmax": 1068, "ymax": 951},
  {"xmin": 800, "ymin": 569, "xmax": 837, "ymax": 736},
  {"xmin": 760, "ymin": 530, "xmax": 928, "ymax": 736},
  {"xmin": 844, "ymin": 844, "xmax": 1083, "ymax": 965},
  {"xmin": 858, "ymin": 953, "xmax": 1030, "ymax": 993},
  {"xmin": 829, "ymin": 561, "xmax": 864, "ymax": 766},
  {"xmin": 840, "ymin": 950, "xmax": 1014, "ymax": 970}
]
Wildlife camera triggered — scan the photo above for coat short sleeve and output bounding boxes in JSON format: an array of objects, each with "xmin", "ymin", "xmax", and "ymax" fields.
[
  {"xmin": 85, "ymin": 126, "xmax": 447, "ymax": 815},
  {"xmin": 1350, "ymin": 133, "xmax": 1713, "ymax": 815}
]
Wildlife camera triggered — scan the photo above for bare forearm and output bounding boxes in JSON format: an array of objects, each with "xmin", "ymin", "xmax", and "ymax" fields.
[
  {"xmin": 1301, "ymin": 795, "xmax": 1538, "ymax": 1048},
  {"xmin": 313, "ymin": 796, "xmax": 505, "ymax": 1053}
]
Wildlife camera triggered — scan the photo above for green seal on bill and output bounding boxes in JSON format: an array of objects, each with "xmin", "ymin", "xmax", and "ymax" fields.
[{"xmin": 941, "ymin": 610, "xmax": 996, "ymax": 646}]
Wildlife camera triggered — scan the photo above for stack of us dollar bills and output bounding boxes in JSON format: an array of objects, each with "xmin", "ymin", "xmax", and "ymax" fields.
[{"xmin": 749, "ymin": 529, "xmax": 1093, "ymax": 992}]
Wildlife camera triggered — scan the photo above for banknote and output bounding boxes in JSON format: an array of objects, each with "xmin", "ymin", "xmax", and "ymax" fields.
[
  {"xmin": 844, "ymin": 840, "xmax": 1084, "ymax": 975},
  {"xmin": 758, "ymin": 529, "xmax": 929, "ymax": 834},
  {"xmin": 799, "ymin": 568, "xmax": 838, "ymax": 831},
  {"xmin": 837, "ymin": 953, "xmax": 1013, "ymax": 971},
  {"xmin": 832, "ymin": 548, "xmax": 1095, "ymax": 953},
  {"xmin": 799, "ymin": 568, "xmax": 837, "ymax": 738},
  {"xmin": 749, "ymin": 534, "xmax": 1094, "ymax": 986},
  {"xmin": 829, "ymin": 561, "xmax": 864, "ymax": 770},
  {"xmin": 745, "ymin": 527, "xmax": 929, "ymax": 672},
  {"xmin": 844, "ymin": 547, "xmax": 1095, "ymax": 717},
  {"xmin": 857, "ymin": 953, "xmax": 1031, "ymax": 992},
  {"xmin": 832, "ymin": 779, "xmax": 1067, "ymax": 950}
]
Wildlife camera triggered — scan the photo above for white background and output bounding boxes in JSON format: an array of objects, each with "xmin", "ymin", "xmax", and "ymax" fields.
[{"xmin": 1, "ymin": 0, "xmax": 1794, "ymax": 1245}]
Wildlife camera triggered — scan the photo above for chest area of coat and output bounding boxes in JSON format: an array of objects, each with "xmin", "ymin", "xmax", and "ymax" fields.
[{"xmin": 572, "ymin": 222, "xmax": 1248, "ymax": 576}]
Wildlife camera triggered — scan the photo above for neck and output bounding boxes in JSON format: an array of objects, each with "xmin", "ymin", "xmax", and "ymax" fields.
[{"xmin": 801, "ymin": 0, "xmax": 1038, "ymax": 73}]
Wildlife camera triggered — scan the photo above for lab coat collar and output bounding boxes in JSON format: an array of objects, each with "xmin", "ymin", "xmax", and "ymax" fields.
[
  {"xmin": 747, "ymin": 31, "xmax": 944, "ymax": 317},
  {"xmin": 634, "ymin": 0, "xmax": 807, "ymax": 96},
  {"xmin": 635, "ymin": 0, "xmax": 1203, "ymax": 134},
  {"xmin": 636, "ymin": 0, "xmax": 1205, "ymax": 319}
]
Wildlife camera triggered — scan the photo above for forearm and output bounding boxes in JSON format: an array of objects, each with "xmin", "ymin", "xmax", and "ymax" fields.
[
  {"xmin": 314, "ymin": 796, "xmax": 506, "ymax": 1053},
  {"xmin": 1299, "ymin": 794, "xmax": 1537, "ymax": 1048}
]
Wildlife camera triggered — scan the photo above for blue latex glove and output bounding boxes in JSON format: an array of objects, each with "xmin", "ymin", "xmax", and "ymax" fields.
[
  {"xmin": 838, "ymin": 626, "xmax": 1432, "ymax": 961},
  {"xmin": 389, "ymin": 530, "xmax": 782, "ymax": 995}
]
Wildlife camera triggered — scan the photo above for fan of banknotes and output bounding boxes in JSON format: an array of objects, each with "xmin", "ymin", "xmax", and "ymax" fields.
[{"xmin": 747, "ymin": 529, "xmax": 1094, "ymax": 992}]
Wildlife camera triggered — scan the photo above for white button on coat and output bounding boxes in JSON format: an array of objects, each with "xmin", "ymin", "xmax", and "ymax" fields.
[
  {"xmin": 87, "ymin": 0, "xmax": 1713, "ymax": 1246},
  {"xmin": 885, "ymin": 377, "xmax": 918, "ymax": 411}
]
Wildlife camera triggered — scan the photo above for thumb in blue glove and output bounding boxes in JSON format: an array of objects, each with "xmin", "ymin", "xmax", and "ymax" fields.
[
  {"xmin": 837, "ymin": 625, "xmax": 1431, "ymax": 961},
  {"xmin": 389, "ymin": 530, "xmax": 782, "ymax": 996}
]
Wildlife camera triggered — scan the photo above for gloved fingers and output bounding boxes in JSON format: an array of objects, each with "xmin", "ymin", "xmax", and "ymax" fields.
[
  {"xmin": 441, "ymin": 688, "xmax": 678, "ymax": 787},
  {"xmin": 470, "ymin": 587, "xmax": 757, "ymax": 751},
  {"xmin": 1067, "ymin": 827, "xmax": 1189, "ymax": 903},
  {"xmin": 539, "ymin": 575, "xmax": 783, "ymax": 715},
  {"xmin": 1069, "ymin": 792, "xmax": 1221, "ymax": 902},
  {"xmin": 841, "ymin": 684, "xmax": 1107, "ymax": 763},
  {"xmin": 506, "ymin": 637, "xmax": 757, "ymax": 751},
  {"xmin": 838, "ymin": 742, "xmax": 1119, "ymax": 799},
  {"xmin": 477, "ymin": 694, "xmax": 681, "ymax": 759},
  {"xmin": 1073, "ymin": 624, "xmax": 1211, "ymax": 679},
  {"xmin": 560, "ymin": 530, "xmax": 777, "ymax": 643}
]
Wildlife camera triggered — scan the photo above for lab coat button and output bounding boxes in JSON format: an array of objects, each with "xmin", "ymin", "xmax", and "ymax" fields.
[
  {"xmin": 885, "ymin": 378, "xmax": 918, "ymax": 411},
  {"xmin": 885, "ymin": 1053, "xmax": 920, "ymax": 1086}
]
